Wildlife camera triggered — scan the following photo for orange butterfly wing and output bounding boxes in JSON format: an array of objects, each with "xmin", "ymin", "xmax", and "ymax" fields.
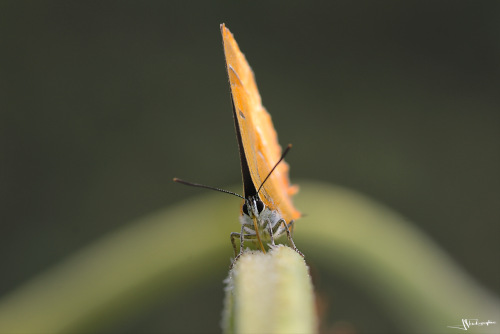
[{"xmin": 221, "ymin": 24, "xmax": 301, "ymax": 224}]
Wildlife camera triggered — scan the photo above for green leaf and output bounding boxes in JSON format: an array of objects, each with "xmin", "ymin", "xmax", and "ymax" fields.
[{"xmin": 0, "ymin": 181, "xmax": 498, "ymax": 333}]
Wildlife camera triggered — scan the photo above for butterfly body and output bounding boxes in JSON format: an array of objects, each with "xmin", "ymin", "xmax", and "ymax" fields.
[
  {"xmin": 240, "ymin": 195, "xmax": 283, "ymax": 239},
  {"xmin": 233, "ymin": 192, "xmax": 299, "ymax": 265}
]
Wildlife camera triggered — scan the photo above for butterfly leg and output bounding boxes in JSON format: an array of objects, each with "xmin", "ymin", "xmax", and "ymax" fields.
[
  {"xmin": 267, "ymin": 220, "xmax": 276, "ymax": 246},
  {"xmin": 230, "ymin": 225, "xmax": 246, "ymax": 257},
  {"xmin": 230, "ymin": 225, "xmax": 246, "ymax": 268},
  {"xmin": 230, "ymin": 232, "xmax": 240, "ymax": 258},
  {"xmin": 282, "ymin": 219, "xmax": 304, "ymax": 258}
]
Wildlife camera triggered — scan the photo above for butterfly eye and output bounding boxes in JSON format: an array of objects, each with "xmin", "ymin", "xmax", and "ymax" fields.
[
  {"xmin": 242, "ymin": 203, "xmax": 249, "ymax": 216},
  {"xmin": 256, "ymin": 200, "xmax": 264, "ymax": 213}
]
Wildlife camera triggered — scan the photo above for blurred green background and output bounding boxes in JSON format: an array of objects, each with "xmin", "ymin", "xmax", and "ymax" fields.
[{"xmin": 1, "ymin": 1, "xmax": 499, "ymax": 333}]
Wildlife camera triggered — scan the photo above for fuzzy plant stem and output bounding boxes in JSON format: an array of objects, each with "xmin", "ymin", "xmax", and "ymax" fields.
[{"xmin": 222, "ymin": 246, "xmax": 317, "ymax": 334}]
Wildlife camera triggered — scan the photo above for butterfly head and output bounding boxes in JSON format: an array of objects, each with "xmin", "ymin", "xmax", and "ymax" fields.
[{"xmin": 242, "ymin": 195, "xmax": 265, "ymax": 219}]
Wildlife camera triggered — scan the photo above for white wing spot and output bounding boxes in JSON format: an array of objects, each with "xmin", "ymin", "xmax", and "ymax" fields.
[
  {"xmin": 228, "ymin": 65, "xmax": 243, "ymax": 85},
  {"xmin": 255, "ymin": 125, "xmax": 268, "ymax": 147}
]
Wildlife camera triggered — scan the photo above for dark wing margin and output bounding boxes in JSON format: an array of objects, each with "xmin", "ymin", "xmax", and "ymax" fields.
[
  {"xmin": 221, "ymin": 24, "xmax": 257, "ymax": 199},
  {"xmin": 231, "ymin": 97, "xmax": 257, "ymax": 198}
]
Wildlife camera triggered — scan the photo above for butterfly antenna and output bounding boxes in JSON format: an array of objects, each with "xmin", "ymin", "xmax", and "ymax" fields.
[
  {"xmin": 173, "ymin": 178, "xmax": 245, "ymax": 199},
  {"xmin": 257, "ymin": 144, "xmax": 292, "ymax": 194}
]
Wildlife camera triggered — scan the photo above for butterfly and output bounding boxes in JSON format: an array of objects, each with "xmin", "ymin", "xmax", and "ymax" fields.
[{"xmin": 174, "ymin": 24, "xmax": 302, "ymax": 266}]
